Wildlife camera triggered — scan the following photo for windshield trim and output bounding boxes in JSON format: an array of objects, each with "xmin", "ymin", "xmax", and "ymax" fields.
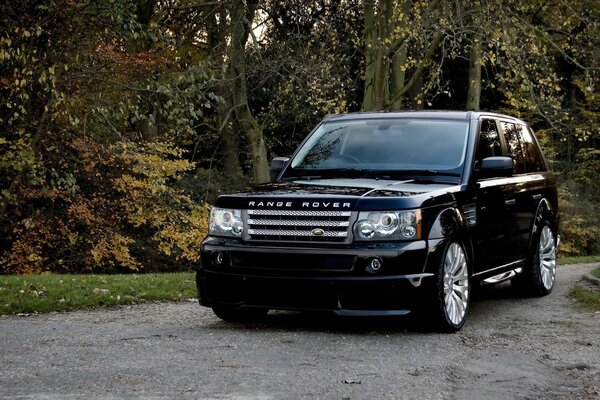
[{"xmin": 281, "ymin": 117, "xmax": 469, "ymax": 181}]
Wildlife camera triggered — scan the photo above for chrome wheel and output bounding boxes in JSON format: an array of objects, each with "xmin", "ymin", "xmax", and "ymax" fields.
[
  {"xmin": 511, "ymin": 223, "xmax": 557, "ymax": 297},
  {"xmin": 442, "ymin": 242, "xmax": 470, "ymax": 326},
  {"xmin": 538, "ymin": 226, "xmax": 556, "ymax": 291}
]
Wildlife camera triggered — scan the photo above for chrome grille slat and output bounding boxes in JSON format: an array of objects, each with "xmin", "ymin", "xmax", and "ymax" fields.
[
  {"xmin": 247, "ymin": 229, "xmax": 348, "ymax": 237},
  {"xmin": 245, "ymin": 209, "xmax": 354, "ymax": 243},
  {"xmin": 247, "ymin": 219, "xmax": 350, "ymax": 227},
  {"xmin": 247, "ymin": 209, "xmax": 351, "ymax": 217}
]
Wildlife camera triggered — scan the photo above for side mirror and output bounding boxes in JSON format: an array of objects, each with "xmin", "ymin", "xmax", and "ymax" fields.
[
  {"xmin": 478, "ymin": 156, "xmax": 513, "ymax": 178},
  {"xmin": 270, "ymin": 157, "xmax": 290, "ymax": 175}
]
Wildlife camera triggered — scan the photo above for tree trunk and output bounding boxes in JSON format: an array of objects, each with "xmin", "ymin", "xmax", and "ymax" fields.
[
  {"xmin": 218, "ymin": 95, "xmax": 243, "ymax": 180},
  {"xmin": 362, "ymin": 0, "xmax": 376, "ymax": 111},
  {"xmin": 362, "ymin": 1, "xmax": 443, "ymax": 111},
  {"xmin": 127, "ymin": 0, "xmax": 157, "ymax": 51},
  {"xmin": 371, "ymin": 0, "xmax": 394, "ymax": 110},
  {"xmin": 207, "ymin": 9, "xmax": 243, "ymax": 180},
  {"xmin": 466, "ymin": 39, "xmax": 482, "ymax": 111},
  {"xmin": 389, "ymin": 0, "xmax": 410, "ymax": 109},
  {"xmin": 229, "ymin": 0, "xmax": 270, "ymax": 184}
]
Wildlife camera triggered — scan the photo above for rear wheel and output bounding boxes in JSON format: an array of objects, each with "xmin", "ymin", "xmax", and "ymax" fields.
[
  {"xmin": 512, "ymin": 224, "xmax": 556, "ymax": 296},
  {"xmin": 212, "ymin": 306, "xmax": 268, "ymax": 322},
  {"xmin": 429, "ymin": 241, "xmax": 471, "ymax": 332}
]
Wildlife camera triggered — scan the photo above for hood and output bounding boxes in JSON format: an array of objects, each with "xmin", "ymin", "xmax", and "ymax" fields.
[
  {"xmin": 238, "ymin": 178, "xmax": 455, "ymax": 197},
  {"xmin": 215, "ymin": 178, "xmax": 460, "ymax": 211}
]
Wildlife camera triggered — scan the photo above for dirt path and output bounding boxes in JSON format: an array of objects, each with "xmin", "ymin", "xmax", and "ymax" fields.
[{"xmin": 1, "ymin": 264, "xmax": 598, "ymax": 399}]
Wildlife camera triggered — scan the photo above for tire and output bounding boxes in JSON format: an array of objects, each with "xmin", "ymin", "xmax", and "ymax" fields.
[
  {"xmin": 512, "ymin": 224, "xmax": 557, "ymax": 296},
  {"xmin": 212, "ymin": 305, "xmax": 268, "ymax": 322},
  {"xmin": 428, "ymin": 241, "xmax": 471, "ymax": 332}
]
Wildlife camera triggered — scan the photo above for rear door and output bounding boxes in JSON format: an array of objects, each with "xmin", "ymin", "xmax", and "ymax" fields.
[{"xmin": 497, "ymin": 120, "xmax": 549, "ymax": 262}]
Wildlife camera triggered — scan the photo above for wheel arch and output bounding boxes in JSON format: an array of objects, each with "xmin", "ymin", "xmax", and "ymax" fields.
[
  {"xmin": 427, "ymin": 207, "xmax": 475, "ymax": 272},
  {"xmin": 528, "ymin": 198, "xmax": 559, "ymax": 253}
]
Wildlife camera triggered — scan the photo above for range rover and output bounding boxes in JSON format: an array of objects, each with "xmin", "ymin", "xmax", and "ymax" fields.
[{"xmin": 196, "ymin": 111, "xmax": 559, "ymax": 331}]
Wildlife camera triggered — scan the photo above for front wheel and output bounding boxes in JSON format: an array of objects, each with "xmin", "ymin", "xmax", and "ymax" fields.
[
  {"xmin": 428, "ymin": 241, "xmax": 471, "ymax": 332},
  {"xmin": 512, "ymin": 224, "xmax": 557, "ymax": 296}
]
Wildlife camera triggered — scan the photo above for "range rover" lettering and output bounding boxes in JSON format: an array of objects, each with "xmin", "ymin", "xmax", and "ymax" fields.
[
  {"xmin": 301, "ymin": 202, "xmax": 351, "ymax": 208},
  {"xmin": 248, "ymin": 201, "xmax": 293, "ymax": 207},
  {"xmin": 248, "ymin": 201, "xmax": 351, "ymax": 208}
]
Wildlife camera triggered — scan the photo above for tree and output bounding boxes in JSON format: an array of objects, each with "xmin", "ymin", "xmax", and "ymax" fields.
[
  {"xmin": 248, "ymin": 0, "xmax": 362, "ymax": 157},
  {"xmin": 361, "ymin": 0, "xmax": 450, "ymax": 111},
  {"xmin": 0, "ymin": 0, "xmax": 211, "ymax": 273},
  {"xmin": 229, "ymin": 0, "xmax": 270, "ymax": 184}
]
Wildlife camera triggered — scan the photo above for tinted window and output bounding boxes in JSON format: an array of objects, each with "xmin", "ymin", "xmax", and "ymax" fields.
[
  {"xmin": 501, "ymin": 122, "xmax": 526, "ymax": 174},
  {"xmin": 518, "ymin": 124, "xmax": 546, "ymax": 172},
  {"xmin": 477, "ymin": 119, "xmax": 502, "ymax": 160},
  {"xmin": 290, "ymin": 119, "xmax": 469, "ymax": 172}
]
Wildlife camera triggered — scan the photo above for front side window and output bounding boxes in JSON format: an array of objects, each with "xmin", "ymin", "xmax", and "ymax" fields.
[
  {"xmin": 477, "ymin": 119, "xmax": 502, "ymax": 160},
  {"xmin": 287, "ymin": 118, "xmax": 469, "ymax": 180}
]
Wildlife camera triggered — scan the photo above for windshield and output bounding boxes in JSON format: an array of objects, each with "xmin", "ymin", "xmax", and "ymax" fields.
[{"xmin": 284, "ymin": 118, "xmax": 469, "ymax": 180}]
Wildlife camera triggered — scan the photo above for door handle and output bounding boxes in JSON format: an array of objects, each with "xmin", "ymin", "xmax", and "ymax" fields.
[
  {"xmin": 505, "ymin": 199, "xmax": 516, "ymax": 206},
  {"xmin": 532, "ymin": 194, "xmax": 542, "ymax": 200}
]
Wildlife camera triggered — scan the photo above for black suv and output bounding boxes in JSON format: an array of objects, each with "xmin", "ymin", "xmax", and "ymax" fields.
[{"xmin": 196, "ymin": 111, "xmax": 559, "ymax": 331}]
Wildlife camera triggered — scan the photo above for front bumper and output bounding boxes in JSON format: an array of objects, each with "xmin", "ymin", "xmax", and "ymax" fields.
[{"xmin": 196, "ymin": 236, "xmax": 446, "ymax": 315}]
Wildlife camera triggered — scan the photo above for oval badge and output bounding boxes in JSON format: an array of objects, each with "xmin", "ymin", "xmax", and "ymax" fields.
[{"xmin": 311, "ymin": 228, "xmax": 325, "ymax": 236}]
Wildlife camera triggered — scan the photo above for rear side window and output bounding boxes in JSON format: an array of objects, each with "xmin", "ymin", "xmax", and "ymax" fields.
[
  {"xmin": 501, "ymin": 122, "xmax": 526, "ymax": 174},
  {"xmin": 517, "ymin": 125, "xmax": 546, "ymax": 172}
]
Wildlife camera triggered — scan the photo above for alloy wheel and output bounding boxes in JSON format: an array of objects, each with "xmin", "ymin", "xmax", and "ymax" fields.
[
  {"xmin": 442, "ymin": 243, "xmax": 470, "ymax": 326},
  {"xmin": 538, "ymin": 226, "xmax": 556, "ymax": 291}
]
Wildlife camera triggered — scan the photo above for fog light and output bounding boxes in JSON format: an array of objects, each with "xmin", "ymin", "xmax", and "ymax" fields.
[
  {"xmin": 212, "ymin": 251, "xmax": 225, "ymax": 266},
  {"xmin": 365, "ymin": 257, "xmax": 383, "ymax": 274}
]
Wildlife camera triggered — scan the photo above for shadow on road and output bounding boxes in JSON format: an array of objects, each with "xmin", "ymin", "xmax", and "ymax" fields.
[{"xmin": 204, "ymin": 280, "xmax": 528, "ymax": 335}]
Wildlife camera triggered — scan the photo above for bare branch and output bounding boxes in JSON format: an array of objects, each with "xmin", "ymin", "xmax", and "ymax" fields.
[{"xmin": 387, "ymin": 33, "xmax": 444, "ymax": 107}]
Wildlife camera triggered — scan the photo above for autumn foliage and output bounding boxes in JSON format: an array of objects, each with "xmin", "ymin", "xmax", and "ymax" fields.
[
  {"xmin": 1, "ymin": 136, "xmax": 209, "ymax": 274},
  {"xmin": 0, "ymin": 1, "xmax": 210, "ymax": 274}
]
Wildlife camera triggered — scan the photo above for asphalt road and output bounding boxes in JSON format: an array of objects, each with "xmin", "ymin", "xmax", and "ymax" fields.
[{"xmin": 1, "ymin": 264, "xmax": 599, "ymax": 400}]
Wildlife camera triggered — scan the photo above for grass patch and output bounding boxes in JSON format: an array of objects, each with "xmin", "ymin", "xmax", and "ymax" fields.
[
  {"xmin": 558, "ymin": 255, "xmax": 600, "ymax": 265},
  {"xmin": 570, "ymin": 285, "xmax": 600, "ymax": 312},
  {"xmin": 592, "ymin": 267, "xmax": 600, "ymax": 279},
  {"xmin": 0, "ymin": 272, "xmax": 196, "ymax": 315}
]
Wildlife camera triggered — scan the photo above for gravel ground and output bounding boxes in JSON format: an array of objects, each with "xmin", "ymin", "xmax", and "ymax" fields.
[{"xmin": 0, "ymin": 264, "xmax": 599, "ymax": 400}]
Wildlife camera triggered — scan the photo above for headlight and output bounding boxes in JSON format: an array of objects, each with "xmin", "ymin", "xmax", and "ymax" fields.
[
  {"xmin": 354, "ymin": 210, "xmax": 421, "ymax": 241},
  {"xmin": 209, "ymin": 208, "xmax": 243, "ymax": 237}
]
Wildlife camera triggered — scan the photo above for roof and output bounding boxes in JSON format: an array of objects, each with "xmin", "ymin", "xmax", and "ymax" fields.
[{"xmin": 323, "ymin": 110, "xmax": 527, "ymax": 125}]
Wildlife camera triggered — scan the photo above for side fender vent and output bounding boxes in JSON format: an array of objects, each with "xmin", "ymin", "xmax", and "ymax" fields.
[{"xmin": 462, "ymin": 204, "xmax": 477, "ymax": 226}]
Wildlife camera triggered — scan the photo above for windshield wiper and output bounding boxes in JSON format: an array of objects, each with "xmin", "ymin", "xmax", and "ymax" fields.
[
  {"xmin": 375, "ymin": 170, "xmax": 461, "ymax": 184},
  {"xmin": 321, "ymin": 168, "xmax": 377, "ymax": 178},
  {"xmin": 378, "ymin": 169, "xmax": 460, "ymax": 179},
  {"xmin": 281, "ymin": 168, "xmax": 376, "ymax": 180},
  {"xmin": 280, "ymin": 174, "xmax": 323, "ymax": 181}
]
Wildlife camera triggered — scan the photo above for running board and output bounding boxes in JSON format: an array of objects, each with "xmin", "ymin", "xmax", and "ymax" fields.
[{"xmin": 481, "ymin": 268, "xmax": 523, "ymax": 285}]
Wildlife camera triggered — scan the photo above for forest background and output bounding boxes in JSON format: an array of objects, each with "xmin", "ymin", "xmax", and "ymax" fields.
[{"xmin": 1, "ymin": 0, "xmax": 598, "ymax": 275}]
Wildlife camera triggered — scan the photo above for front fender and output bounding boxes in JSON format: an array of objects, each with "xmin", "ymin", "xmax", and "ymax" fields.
[
  {"xmin": 427, "ymin": 207, "xmax": 465, "ymax": 239},
  {"xmin": 427, "ymin": 207, "xmax": 474, "ymax": 273}
]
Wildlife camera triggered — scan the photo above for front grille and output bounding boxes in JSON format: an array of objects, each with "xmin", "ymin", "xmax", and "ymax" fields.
[{"xmin": 245, "ymin": 209, "xmax": 353, "ymax": 243}]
